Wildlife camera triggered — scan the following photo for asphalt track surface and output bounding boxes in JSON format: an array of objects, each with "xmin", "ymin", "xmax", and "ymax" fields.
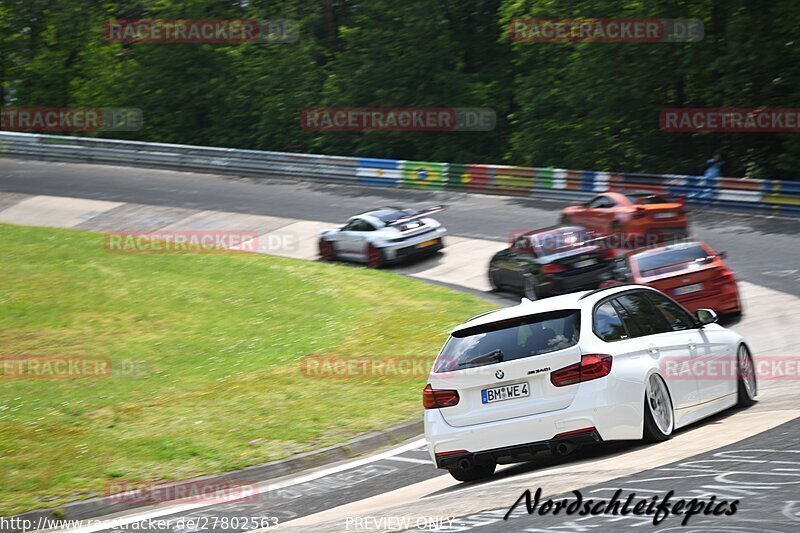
[
  {"xmin": 1, "ymin": 157, "xmax": 798, "ymax": 533},
  {"xmin": 0, "ymin": 158, "xmax": 799, "ymax": 297}
]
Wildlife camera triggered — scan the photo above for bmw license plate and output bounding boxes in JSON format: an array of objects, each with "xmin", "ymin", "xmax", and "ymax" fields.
[
  {"xmin": 417, "ymin": 239, "xmax": 438, "ymax": 248},
  {"xmin": 573, "ymin": 259, "xmax": 597, "ymax": 269},
  {"xmin": 654, "ymin": 212, "xmax": 676, "ymax": 219},
  {"xmin": 674, "ymin": 283, "xmax": 703, "ymax": 296},
  {"xmin": 481, "ymin": 382, "xmax": 529, "ymax": 404}
]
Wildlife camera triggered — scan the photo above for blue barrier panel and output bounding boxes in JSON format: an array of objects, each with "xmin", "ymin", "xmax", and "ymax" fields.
[
  {"xmin": 357, "ymin": 158, "xmax": 401, "ymax": 187},
  {"xmin": 580, "ymin": 171, "xmax": 595, "ymax": 191}
]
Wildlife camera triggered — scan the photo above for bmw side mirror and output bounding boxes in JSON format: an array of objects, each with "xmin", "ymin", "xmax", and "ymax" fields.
[
  {"xmin": 695, "ymin": 308, "xmax": 718, "ymax": 326},
  {"xmin": 718, "ymin": 251, "xmax": 728, "ymax": 259}
]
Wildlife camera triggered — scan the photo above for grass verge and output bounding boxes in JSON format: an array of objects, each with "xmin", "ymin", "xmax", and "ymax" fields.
[{"xmin": 0, "ymin": 223, "xmax": 494, "ymax": 515}]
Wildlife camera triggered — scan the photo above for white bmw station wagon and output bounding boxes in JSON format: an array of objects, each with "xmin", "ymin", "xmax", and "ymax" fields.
[{"xmin": 423, "ymin": 284, "xmax": 757, "ymax": 482}]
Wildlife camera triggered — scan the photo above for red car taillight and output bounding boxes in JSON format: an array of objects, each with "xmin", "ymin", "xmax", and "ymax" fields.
[
  {"xmin": 542, "ymin": 264, "xmax": 567, "ymax": 275},
  {"xmin": 713, "ymin": 268, "xmax": 736, "ymax": 288},
  {"xmin": 550, "ymin": 354, "xmax": 613, "ymax": 387},
  {"xmin": 423, "ymin": 384, "xmax": 460, "ymax": 409}
]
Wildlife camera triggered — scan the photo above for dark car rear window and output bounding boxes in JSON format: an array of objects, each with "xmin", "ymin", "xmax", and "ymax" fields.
[
  {"xmin": 633, "ymin": 244, "xmax": 713, "ymax": 276},
  {"xmin": 530, "ymin": 228, "xmax": 592, "ymax": 255},
  {"xmin": 625, "ymin": 193, "xmax": 670, "ymax": 204},
  {"xmin": 433, "ymin": 310, "xmax": 580, "ymax": 373}
]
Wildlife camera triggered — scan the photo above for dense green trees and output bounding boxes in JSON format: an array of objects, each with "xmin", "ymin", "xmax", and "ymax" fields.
[{"xmin": 2, "ymin": 0, "xmax": 798, "ymax": 178}]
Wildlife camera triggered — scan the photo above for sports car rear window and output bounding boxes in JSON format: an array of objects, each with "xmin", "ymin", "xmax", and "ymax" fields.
[
  {"xmin": 433, "ymin": 310, "xmax": 580, "ymax": 373},
  {"xmin": 634, "ymin": 244, "xmax": 713, "ymax": 276}
]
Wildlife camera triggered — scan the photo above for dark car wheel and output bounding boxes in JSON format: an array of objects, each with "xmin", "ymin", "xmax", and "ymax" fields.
[
  {"xmin": 488, "ymin": 263, "xmax": 502, "ymax": 291},
  {"xmin": 448, "ymin": 460, "xmax": 496, "ymax": 482},
  {"xmin": 366, "ymin": 244, "xmax": 384, "ymax": 268},
  {"xmin": 737, "ymin": 344, "xmax": 757, "ymax": 407},
  {"xmin": 523, "ymin": 275, "xmax": 539, "ymax": 300},
  {"xmin": 318, "ymin": 239, "xmax": 335, "ymax": 261}
]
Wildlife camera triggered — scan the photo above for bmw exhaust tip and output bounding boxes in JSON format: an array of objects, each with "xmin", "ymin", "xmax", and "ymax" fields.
[
  {"xmin": 458, "ymin": 457, "xmax": 474, "ymax": 470},
  {"xmin": 555, "ymin": 441, "xmax": 576, "ymax": 456}
]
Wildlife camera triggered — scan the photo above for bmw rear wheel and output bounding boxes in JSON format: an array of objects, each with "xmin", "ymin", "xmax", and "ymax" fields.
[
  {"xmin": 737, "ymin": 344, "xmax": 757, "ymax": 407},
  {"xmin": 366, "ymin": 244, "xmax": 384, "ymax": 268},
  {"xmin": 643, "ymin": 374, "xmax": 674, "ymax": 442},
  {"xmin": 448, "ymin": 461, "xmax": 496, "ymax": 482}
]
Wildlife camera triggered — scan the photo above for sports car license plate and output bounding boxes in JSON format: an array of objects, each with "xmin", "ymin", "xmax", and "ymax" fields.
[
  {"xmin": 573, "ymin": 259, "xmax": 597, "ymax": 269},
  {"xmin": 481, "ymin": 382, "xmax": 529, "ymax": 404},
  {"xmin": 417, "ymin": 239, "xmax": 438, "ymax": 248},
  {"xmin": 654, "ymin": 212, "xmax": 676, "ymax": 219},
  {"xmin": 674, "ymin": 283, "xmax": 703, "ymax": 296}
]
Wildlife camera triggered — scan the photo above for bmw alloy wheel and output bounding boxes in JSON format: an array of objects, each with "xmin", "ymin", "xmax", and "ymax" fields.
[{"xmin": 646, "ymin": 374, "xmax": 673, "ymax": 436}]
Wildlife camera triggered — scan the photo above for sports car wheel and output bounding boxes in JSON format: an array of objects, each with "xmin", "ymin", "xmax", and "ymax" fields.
[
  {"xmin": 737, "ymin": 344, "xmax": 757, "ymax": 407},
  {"xmin": 366, "ymin": 245, "xmax": 384, "ymax": 268},
  {"xmin": 643, "ymin": 374, "xmax": 674, "ymax": 442},
  {"xmin": 318, "ymin": 239, "xmax": 335, "ymax": 261},
  {"xmin": 523, "ymin": 275, "xmax": 539, "ymax": 301}
]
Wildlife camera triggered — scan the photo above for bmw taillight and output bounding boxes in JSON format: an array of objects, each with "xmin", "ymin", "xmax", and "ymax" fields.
[
  {"xmin": 551, "ymin": 354, "xmax": 613, "ymax": 387},
  {"xmin": 423, "ymin": 384, "xmax": 460, "ymax": 409},
  {"xmin": 542, "ymin": 264, "xmax": 567, "ymax": 275}
]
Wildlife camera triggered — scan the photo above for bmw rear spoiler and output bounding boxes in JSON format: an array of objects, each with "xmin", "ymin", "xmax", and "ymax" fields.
[{"xmin": 388, "ymin": 205, "xmax": 446, "ymax": 226}]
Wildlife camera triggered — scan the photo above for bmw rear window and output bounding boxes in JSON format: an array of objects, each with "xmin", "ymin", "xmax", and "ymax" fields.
[
  {"xmin": 634, "ymin": 244, "xmax": 713, "ymax": 277},
  {"xmin": 433, "ymin": 310, "xmax": 580, "ymax": 373}
]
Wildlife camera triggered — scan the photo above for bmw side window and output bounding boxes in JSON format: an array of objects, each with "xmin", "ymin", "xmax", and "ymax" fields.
[
  {"xmin": 593, "ymin": 301, "xmax": 628, "ymax": 342},
  {"xmin": 645, "ymin": 292, "xmax": 695, "ymax": 331},
  {"xmin": 587, "ymin": 196, "xmax": 606, "ymax": 208},
  {"xmin": 611, "ymin": 299, "xmax": 643, "ymax": 337},
  {"xmin": 615, "ymin": 292, "xmax": 671, "ymax": 337}
]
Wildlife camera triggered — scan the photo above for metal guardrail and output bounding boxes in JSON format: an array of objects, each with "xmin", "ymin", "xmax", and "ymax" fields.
[{"xmin": 1, "ymin": 132, "xmax": 798, "ymax": 216}]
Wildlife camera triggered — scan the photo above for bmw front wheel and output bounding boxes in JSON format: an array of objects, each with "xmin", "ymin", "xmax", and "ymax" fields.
[{"xmin": 736, "ymin": 344, "xmax": 757, "ymax": 407}]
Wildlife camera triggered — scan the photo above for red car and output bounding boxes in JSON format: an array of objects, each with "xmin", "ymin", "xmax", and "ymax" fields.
[
  {"xmin": 561, "ymin": 191, "xmax": 689, "ymax": 246},
  {"xmin": 603, "ymin": 241, "xmax": 742, "ymax": 316}
]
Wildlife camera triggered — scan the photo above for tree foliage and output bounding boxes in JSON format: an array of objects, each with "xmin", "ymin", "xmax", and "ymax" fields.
[{"xmin": 1, "ymin": 0, "xmax": 799, "ymax": 178}]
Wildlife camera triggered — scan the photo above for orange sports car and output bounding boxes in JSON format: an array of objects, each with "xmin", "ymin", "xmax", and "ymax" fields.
[
  {"xmin": 603, "ymin": 240, "xmax": 742, "ymax": 316},
  {"xmin": 560, "ymin": 191, "xmax": 689, "ymax": 246}
]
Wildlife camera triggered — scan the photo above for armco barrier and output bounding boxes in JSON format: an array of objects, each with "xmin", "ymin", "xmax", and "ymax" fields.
[{"xmin": 1, "ymin": 132, "xmax": 798, "ymax": 216}]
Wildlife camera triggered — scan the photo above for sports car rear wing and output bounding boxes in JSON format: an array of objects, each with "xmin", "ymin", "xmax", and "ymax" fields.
[{"xmin": 388, "ymin": 205, "xmax": 446, "ymax": 226}]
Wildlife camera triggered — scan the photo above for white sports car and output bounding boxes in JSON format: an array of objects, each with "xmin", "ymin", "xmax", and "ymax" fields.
[
  {"xmin": 424, "ymin": 284, "xmax": 757, "ymax": 482},
  {"xmin": 318, "ymin": 206, "xmax": 447, "ymax": 268}
]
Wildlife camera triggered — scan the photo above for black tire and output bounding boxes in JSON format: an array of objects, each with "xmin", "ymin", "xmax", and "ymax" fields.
[
  {"xmin": 523, "ymin": 275, "xmax": 539, "ymax": 300},
  {"xmin": 736, "ymin": 344, "xmax": 757, "ymax": 408},
  {"xmin": 488, "ymin": 264, "xmax": 501, "ymax": 291},
  {"xmin": 448, "ymin": 461, "xmax": 496, "ymax": 482},
  {"xmin": 643, "ymin": 374, "xmax": 674, "ymax": 443}
]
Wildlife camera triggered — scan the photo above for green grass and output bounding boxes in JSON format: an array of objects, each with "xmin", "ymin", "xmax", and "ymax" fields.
[{"xmin": 0, "ymin": 223, "xmax": 494, "ymax": 515}]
